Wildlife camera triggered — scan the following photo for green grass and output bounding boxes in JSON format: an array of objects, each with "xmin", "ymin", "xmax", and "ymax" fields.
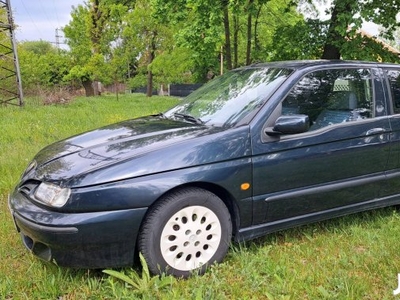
[{"xmin": 1, "ymin": 94, "xmax": 400, "ymax": 299}]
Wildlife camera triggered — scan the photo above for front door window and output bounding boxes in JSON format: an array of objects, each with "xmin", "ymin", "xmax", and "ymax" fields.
[{"xmin": 281, "ymin": 68, "xmax": 379, "ymax": 131}]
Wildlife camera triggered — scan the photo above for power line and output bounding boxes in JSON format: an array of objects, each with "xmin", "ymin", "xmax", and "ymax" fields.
[
  {"xmin": 13, "ymin": 0, "xmax": 75, "ymax": 47},
  {"xmin": 37, "ymin": 0, "xmax": 54, "ymax": 27},
  {"xmin": 52, "ymin": 0, "xmax": 61, "ymax": 29},
  {"xmin": 16, "ymin": 0, "xmax": 44, "ymax": 40}
]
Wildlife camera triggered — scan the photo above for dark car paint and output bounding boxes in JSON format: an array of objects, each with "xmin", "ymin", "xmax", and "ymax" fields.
[
  {"xmin": 11, "ymin": 190, "xmax": 146, "ymax": 268},
  {"xmin": 30, "ymin": 116, "xmax": 248, "ymax": 186},
  {"xmin": 241, "ymin": 62, "xmax": 398, "ymax": 240},
  {"xmin": 9, "ymin": 60, "xmax": 400, "ymax": 268}
]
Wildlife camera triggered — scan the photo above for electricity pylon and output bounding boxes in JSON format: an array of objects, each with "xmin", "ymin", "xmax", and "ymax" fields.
[{"xmin": 0, "ymin": 0, "xmax": 23, "ymax": 106}]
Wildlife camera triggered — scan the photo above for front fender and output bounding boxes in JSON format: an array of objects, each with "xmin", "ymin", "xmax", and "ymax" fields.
[{"xmin": 67, "ymin": 158, "xmax": 253, "ymax": 228}]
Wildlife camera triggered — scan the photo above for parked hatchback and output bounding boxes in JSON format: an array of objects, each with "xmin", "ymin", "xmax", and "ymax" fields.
[{"xmin": 9, "ymin": 60, "xmax": 400, "ymax": 277}]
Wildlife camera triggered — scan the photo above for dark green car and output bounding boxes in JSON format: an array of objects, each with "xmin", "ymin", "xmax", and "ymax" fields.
[{"xmin": 9, "ymin": 60, "xmax": 400, "ymax": 277}]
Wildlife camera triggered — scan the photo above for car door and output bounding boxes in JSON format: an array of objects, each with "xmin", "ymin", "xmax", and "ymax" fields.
[
  {"xmin": 251, "ymin": 67, "xmax": 391, "ymax": 225},
  {"xmin": 382, "ymin": 68, "xmax": 400, "ymax": 196}
]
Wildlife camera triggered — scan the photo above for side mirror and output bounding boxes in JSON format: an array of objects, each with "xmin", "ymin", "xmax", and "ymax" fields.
[{"xmin": 265, "ymin": 114, "xmax": 310, "ymax": 136}]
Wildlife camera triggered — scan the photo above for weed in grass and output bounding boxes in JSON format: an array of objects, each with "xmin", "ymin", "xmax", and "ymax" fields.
[{"xmin": 103, "ymin": 253, "xmax": 176, "ymax": 298}]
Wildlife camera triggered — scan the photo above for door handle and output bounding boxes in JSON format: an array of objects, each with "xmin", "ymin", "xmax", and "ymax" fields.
[{"xmin": 365, "ymin": 128, "xmax": 386, "ymax": 136}]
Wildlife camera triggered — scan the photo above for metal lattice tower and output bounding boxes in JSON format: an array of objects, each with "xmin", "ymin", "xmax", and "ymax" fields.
[{"xmin": 0, "ymin": 0, "xmax": 23, "ymax": 106}]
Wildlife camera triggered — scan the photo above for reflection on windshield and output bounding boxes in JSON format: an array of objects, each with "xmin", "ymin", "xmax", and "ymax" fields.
[{"xmin": 165, "ymin": 67, "xmax": 293, "ymax": 127}]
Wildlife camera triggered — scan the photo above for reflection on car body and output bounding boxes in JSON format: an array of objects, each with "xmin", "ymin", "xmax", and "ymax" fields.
[{"xmin": 8, "ymin": 60, "xmax": 400, "ymax": 277}]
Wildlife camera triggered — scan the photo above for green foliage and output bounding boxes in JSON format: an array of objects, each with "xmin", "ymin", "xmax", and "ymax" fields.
[
  {"xmin": 64, "ymin": 65, "xmax": 93, "ymax": 83},
  {"xmin": 128, "ymin": 73, "xmax": 147, "ymax": 90},
  {"xmin": 270, "ymin": 0, "xmax": 400, "ymax": 62},
  {"xmin": 20, "ymin": 40, "xmax": 56, "ymax": 55},
  {"xmin": 122, "ymin": 0, "xmax": 175, "ymax": 91},
  {"xmin": 341, "ymin": 34, "xmax": 400, "ymax": 62},
  {"xmin": 63, "ymin": 3, "xmax": 92, "ymax": 65},
  {"xmin": 315, "ymin": 0, "xmax": 400, "ymax": 59},
  {"xmin": 63, "ymin": 1, "xmax": 128, "ymax": 93},
  {"xmin": 152, "ymin": 0, "xmax": 305, "ymax": 79},
  {"xmin": 269, "ymin": 19, "xmax": 327, "ymax": 60},
  {"xmin": 18, "ymin": 42, "xmax": 71, "ymax": 93},
  {"xmin": 247, "ymin": 0, "xmax": 305, "ymax": 62},
  {"xmin": 361, "ymin": 0, "xmax": 400, "ymax": 39},
  {"xmin": 150, "ymin": 47, "xmax": 196, "ymax": 84},
  {"xmin": 152, "ymin": 0, "xmax": 225, "ymax": 79}
]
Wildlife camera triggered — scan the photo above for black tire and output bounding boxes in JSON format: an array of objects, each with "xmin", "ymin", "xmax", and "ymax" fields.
[{"xmin": 138, "ymin": 187, "xmax": 232, "ymax": 278}]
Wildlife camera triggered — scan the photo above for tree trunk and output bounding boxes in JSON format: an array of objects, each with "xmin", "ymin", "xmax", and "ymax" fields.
[
  {"xmin": 253, "ymin": 6, "xmax": 262, "ymax": 58},
  {"xmin": 321, "ymin": 0, "xmax": 354, "ymax": 59},
  {"xmin": 223, "ymin": 5, "xmax": 232, "ymax": 70},
  {"xmin": 146, "ymin": 70, "xmax": 153, "ymax": 97},
  {"xmin": 82, "ymin": 79, "xmax": 95, "ymax": 97},
  {"xmin": 89, "ymin": 0, "xmax": 107, "ymax": 96},
  {"xmin": 233, "ymin": 15, "xmax": 239, "ymax": 68},
  {"xmin": 321, "ymin": 4, "xmax": 341, "ymax": 59},
  {"xmin": 147, "ymin": 70, "xmax": 153, "ymax": 97},
  {"xmin": 147, "ymin": 31, "xmax": 157, "ymax": 97},
  {"xmin": 246, "ymin": 0, "xmax": 254, "ymax": 65},
  {"xmin": 90, "ymin": 0, "xmax": 105, "ymax": 53}
]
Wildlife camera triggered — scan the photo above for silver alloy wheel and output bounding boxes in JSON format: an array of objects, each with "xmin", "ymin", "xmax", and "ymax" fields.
[{"xmin": 160, "ymin": 205, "xmax": 222, "ymax": 271}]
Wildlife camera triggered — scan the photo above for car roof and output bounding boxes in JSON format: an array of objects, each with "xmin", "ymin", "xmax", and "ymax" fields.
[{"xmin": 248, "ymin": 60, "xmax": 399, "ymax": 70}]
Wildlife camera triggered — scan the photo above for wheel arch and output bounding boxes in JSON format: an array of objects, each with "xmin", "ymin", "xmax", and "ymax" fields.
[
  {"xmin": 138, "ymin": 181, "xmax": 240, "ymax": 243},
  {"xmin": 188, "ymin": 181, "xmax": 240, "ymax": 236}
]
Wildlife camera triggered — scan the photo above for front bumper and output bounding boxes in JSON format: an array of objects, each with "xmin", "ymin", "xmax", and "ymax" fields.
[{"xmin": 8, "ymin": 190, "xmax": 148, "ymax": 269}]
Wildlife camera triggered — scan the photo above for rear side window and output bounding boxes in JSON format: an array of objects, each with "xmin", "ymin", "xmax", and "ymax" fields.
[
  {"xmin": 386, "ymin": 70, "xmax": 400, "ymax": 114},
  {"xmin": 281, "ymin": 68, "xmax": 375, "ymax": 131}
]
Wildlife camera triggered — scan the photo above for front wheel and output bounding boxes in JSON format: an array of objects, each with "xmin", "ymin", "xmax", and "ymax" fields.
[{"xmin": 138, "ymin": 187, "xmax": 232, "ymax": 277}]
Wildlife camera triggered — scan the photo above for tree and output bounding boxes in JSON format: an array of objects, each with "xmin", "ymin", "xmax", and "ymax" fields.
[
  {"xmin": 123, "ymin": 0, "xmax": 173, "ymax": 96},
  {"xmin": 63, "ymin": 3, "xmax": 96, "ymax": 96},
  {"xmin": 152, "ymin": 0, "xmax": 226, "ymax": 81},
  {"xmin": 269, "ymin": 19, "xmax": 326, "ymax": 60},
  {"xmin": 63, "ymin": 1, "xmax": 128, "ymax": 96},
  {"xmin": 321, "ymin": 0, "xmax": 361, "ymax": 59},
  {"xmin": 320, "ymin": 0, "xmax": 400, "ymax": 60},
  {"xmin": 227, "ymin": 0, "xmax": 303, "ymax": 64},
  {"xmin": 150, "ymin": 47, "xmax": 196, "ymax": 85},
  {"xmin": 269, "ymin": 0, "xmax": 400, "ymax": 62},
  {"xmin": 152, "ymin": 0, "xmax": 303, "ymax": 79},
  {"xmin": 19, "ymin": 40, "xmax": 55, "ymax": 55},
  {"xmin": 18, "ymin": 41, "xmax": 70, "ymax": 94}
]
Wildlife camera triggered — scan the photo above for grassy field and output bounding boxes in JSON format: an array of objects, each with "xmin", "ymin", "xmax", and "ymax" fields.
[{"xmin": 1, "ymin": 94, "xmax": 400, "ymax": 299}]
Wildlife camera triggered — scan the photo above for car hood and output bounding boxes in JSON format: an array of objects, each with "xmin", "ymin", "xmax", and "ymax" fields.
[{"xmin": 24, "ymin": 115, "xmax": 251, "ymax": 187}]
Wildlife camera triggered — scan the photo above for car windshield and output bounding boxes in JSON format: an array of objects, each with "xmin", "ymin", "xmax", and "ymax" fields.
[{"xmin": 165, "ymin": 67, "xmax": 293, "ymax": 127}]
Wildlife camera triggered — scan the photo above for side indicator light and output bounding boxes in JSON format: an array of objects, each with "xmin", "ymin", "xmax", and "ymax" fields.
[{"xmin": 241, "ymin": 183, "xmax": 250, "ymax": 191}]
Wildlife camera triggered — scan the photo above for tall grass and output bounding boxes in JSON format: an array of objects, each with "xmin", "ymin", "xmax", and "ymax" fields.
[{"xmin": 1, "ymin": 94, "xmax": 400, "ymax": 299}]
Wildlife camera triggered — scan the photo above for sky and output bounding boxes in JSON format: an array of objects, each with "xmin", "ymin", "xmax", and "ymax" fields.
[{"xmin": 10, "ymin": 0, "xmax": 84, "ymax": 46}]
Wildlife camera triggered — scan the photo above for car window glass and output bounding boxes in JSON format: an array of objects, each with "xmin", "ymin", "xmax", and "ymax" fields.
[
  {"xmin": 165, "ymin": 67, "xmax": 293, "ymax": 127},
  {"xmin": 386, "ymin": 69, "xmax": 400, "ymax": 114},
  {"xmin": 281, "ymin": 68, "xmax": 374, "ymax": 131}
]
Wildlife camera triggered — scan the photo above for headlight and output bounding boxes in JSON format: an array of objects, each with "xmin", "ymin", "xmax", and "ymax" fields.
[{"xmin": 34, "ymin": 182, "xmax": 71, "ymax": 208}]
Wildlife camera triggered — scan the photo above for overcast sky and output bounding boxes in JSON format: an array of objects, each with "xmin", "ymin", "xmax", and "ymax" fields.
[{"xmin": 10, "ymin": 0, "xmax": 84, "ymax": 46}]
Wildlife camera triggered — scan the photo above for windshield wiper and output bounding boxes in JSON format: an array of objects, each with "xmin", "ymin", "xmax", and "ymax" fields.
[
  {"xmin": 173, "ymin": 113, "xmax": 204, "ymax": 125},
  {"xmin": 154, "ymin": 112, "xmax": 168, "ymax": 119}
]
